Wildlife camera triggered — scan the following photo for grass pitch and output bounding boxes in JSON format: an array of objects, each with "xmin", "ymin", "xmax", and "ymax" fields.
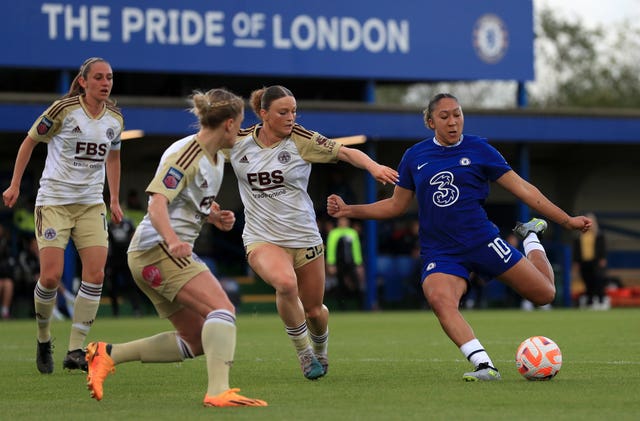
[{"xmin": 1, "ymin": 308, "xmax": 639, "ymax": 420}]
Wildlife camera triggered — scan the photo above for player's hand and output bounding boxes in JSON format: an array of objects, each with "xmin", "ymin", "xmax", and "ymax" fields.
[
  {"xmin": 167, "ymin": 240, "xmax": 192, "ymax": 258},
  {"xmin": 327, "ymin": 194, "xmax": 348, "ymax": 217},
  {"xmin": 110, "ymin": 202, "xmax": 124, "ymax": 224},
  {"xmin": 2, "ymin": 186, "xmax": 20, "ymax": 208},
  {"xmin": 210, "ymin": 209, "xmax": 236, "ymax": 231},
  {"xmin": 369, "ymin": 164, "xmax": 399, "ymax": 186},
  {"xmin": 566, "ymin": 215, "xmax": 592, "ymax": 232}
]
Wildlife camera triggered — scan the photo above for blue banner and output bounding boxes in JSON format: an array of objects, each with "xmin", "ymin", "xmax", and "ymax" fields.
[{"xmin": 2, "ymin": 0, "xmax": 533, "ymax": 80}]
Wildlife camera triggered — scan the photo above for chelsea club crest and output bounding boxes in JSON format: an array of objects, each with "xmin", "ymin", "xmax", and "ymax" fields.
[{"xmin": 473, "ymin": 14, "xmax": 509, "ymax": 64}]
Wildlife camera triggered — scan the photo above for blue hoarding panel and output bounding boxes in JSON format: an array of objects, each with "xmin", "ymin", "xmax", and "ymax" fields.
[{"xmin": 1, "ymin": 0, "xmax": 533, "ymax": 81}]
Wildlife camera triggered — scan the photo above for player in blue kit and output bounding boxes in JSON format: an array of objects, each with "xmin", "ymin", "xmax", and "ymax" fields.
[{"xmin": 327, "ymin": 93, "xmax": 592, "ymax": 381}]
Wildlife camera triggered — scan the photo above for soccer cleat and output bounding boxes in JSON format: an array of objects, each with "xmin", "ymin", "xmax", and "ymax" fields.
[
  {"xmin": 86, "ymin": 342, "xmax": 115, "ymax": 401},
  {"xmin": 316, "ymin": 353, "xmax": 329, "ymax": 375},
  {"xmin": 36, "ymin": 339, "xmax": 54, "ymax": 374},
  {"xmin": 63, "ymin": 348, "xmax": 88, "ymax": 372},
  {"xmin": 203, "ymin": 388, "xmax": 268, "ymax": 407},
  {"xmin": 299, "ymin": 350, "xmax": 325, "ymax": 380},
  {"xmin": 513, "ymin": 218, "xmax": 548, "ymax": 240},
  {"xmin": 463, "ymin": 362, "xmax": 501, "ymax": 382}
]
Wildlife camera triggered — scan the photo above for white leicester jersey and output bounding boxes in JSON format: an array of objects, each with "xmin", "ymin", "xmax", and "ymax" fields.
[
  {"xmin": 227, "ymin": 124, "xmax": 340, "ymax": 248},
  {"xmin": 28, "ymin": 95, "xmax": 123, "ymax": 206},
  {"xmin": 128, "ymin": 135, "xmax": 225, "ymax": 252}
]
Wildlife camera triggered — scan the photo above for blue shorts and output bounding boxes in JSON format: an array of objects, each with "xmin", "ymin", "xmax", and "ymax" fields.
[{"xmin": 420, "ymin": 236, "xmax": 523, "ymax": 284}]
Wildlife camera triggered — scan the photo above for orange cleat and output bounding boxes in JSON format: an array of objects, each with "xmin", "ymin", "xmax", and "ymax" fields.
[
  {"xmin": 203, "ymin": 388, "xmax": 268, "ymax": 407},
  {"xmin": 85, "ymin": 341, "xmax": 115, "ymax": 401}
]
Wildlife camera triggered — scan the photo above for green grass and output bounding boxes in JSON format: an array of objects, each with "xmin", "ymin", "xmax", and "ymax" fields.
[{"xmin": 1, "ymin": 308, "xmax": 639, "ymax": 420}]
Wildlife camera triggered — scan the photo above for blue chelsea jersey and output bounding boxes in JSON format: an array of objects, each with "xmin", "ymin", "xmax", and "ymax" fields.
[{"xmin": 397, "ymin": 134, "xmax": 511, "ymax": 256}]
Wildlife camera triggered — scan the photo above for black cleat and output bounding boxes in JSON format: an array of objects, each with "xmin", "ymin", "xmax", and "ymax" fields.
[
  {"xmin": 37, "ymin": 340, "xmax": 54, "ymax": 374},
  {"xmin": 63, "ymin": 348, "xmax": 88, "ymax": 372}
]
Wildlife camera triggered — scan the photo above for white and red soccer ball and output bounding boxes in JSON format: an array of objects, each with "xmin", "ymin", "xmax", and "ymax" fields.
[{"xmin": 515, "ymin": 336, "xmax": 562, "ymax": 380}]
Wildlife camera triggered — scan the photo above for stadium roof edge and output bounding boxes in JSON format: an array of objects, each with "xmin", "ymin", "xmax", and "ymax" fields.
[
  {"xmin": 2, "ymin": 93, "xmax": 640, "ymax": 143},
  {"xmin": 2, "ymin": 92, "xmax": 640, "ymax": 119}
]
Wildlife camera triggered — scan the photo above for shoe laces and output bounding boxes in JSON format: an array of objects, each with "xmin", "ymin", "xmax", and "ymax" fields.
[
  {"xmin": 476, "ymin": 362, "xmax": 497, "ymax": 371},
  {"xmin": 300, "ymin": 352, "xmax": 314, "ymax": 366}
]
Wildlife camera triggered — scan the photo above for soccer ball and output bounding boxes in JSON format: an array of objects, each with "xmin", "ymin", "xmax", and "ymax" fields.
[{"xmin": 515, "ymin": 336, "xmax": 562, "ymax": 380}]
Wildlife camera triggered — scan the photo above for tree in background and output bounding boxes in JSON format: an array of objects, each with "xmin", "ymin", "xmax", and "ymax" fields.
[
  {"xmin": 530, "ymin": 8, "xmax": 640, "ymax": 108},
  {"xmin": 377, "ymin": 6, "xmax": 640, "ymax": 109}
]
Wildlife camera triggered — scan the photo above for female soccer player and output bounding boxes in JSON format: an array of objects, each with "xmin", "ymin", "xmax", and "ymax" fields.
[
  {"xmin": 327, "ymin": 93, "xmax": 591, "ymax": 381},
  {"xmin": 2, "ymin": 57, "xmax": 124, "ymax": 374},
  {"xmin": 84, "ymin": 88, "xmax": 267, "ymax": 407},
  {"xmin": 227, "ymin": 85, "xmax": 398, "ymax": 379}
]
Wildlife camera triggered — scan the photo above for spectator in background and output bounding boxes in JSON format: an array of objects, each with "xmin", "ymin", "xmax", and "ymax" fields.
[
  {"xmin": 124, "ymin": 189, "xmax": 145, "ymax": 227},
  {"xmin": 325, "ymin": 216, "xmax": 365, "ymax": 310},
  {"xmin": 0, "ymin": 223, "xmax": 16, "ymax": 319},
  {"xmin": 15, "ymin": 236, "xmax": 40, "ymax": 315},
  {"xmin": 573, "ymin": 212, "xmax": 609, "ymax": 310}
]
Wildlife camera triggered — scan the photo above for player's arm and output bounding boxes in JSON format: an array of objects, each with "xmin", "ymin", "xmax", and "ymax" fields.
[
  {"xmin": 147, "ymin": 192, "xmax": 192, "ymax": 258},
  {"xmin": 2, "ymin": 135, "xmax": 38, "ymax": 208},
  {"xmin": 336, "ymin": 146, "xmax": 399, "ymax": 185},
  {"xmin": 496, "ymin": 170, "xmax": 591, "ymax": 231},
  {"xmin": 327, "ymin": 184, "xmax": 414, "ymax": 220},
  {"xmin": 106, "ymin": 149, "xmax": 123, "ymax": 223}
]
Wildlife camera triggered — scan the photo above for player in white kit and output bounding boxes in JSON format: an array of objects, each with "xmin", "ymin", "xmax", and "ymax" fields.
[
  {"xmin": 84, "ymin": 88, "xmax": 266, "ymax": 408},
  {"xmin": 2, "ymin": 57, "xmax": 124, "ymax": 374},
  {"xmin": 227, "ymin": 85, "xmax": 399, "ymax": 379}
]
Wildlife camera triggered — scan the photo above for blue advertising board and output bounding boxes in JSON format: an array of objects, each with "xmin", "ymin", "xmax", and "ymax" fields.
[{"xmin": 1, "ymin": 0, "xmax": 533, "ymax": 81}]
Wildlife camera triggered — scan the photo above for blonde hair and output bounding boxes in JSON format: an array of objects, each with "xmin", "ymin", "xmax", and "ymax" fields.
[{"xmin": 189, "ymin": 88, "xmax": 244, "ymax": 129}]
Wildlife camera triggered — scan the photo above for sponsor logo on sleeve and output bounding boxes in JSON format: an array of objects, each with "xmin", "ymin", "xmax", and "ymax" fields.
[
  {"xmin": 162, "ymin": 167, "xmax": 183, "ymax": 189},
  {"xmin": 37, "ymin": 117, "xmax": 53, "ymax": 135}
]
